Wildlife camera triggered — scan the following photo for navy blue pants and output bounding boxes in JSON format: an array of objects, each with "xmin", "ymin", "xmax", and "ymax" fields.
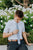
[{"xmin": 7, "ymin": 39, "xmax": 28, "ymax": 50}]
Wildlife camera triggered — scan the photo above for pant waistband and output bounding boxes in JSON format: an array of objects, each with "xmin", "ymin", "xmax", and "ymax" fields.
[
  {"xmin": 7, "ymin": 39, "xmax": 25, "ymax": 46},
  {"xmin": 8, "ymin": 39, "xmax": 22, "ymax": 42}
]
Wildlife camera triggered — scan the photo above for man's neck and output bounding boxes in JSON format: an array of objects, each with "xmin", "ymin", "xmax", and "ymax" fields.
[{"xmin": 14, "ymin": 18, "xmax": 21, "ymax": 23}]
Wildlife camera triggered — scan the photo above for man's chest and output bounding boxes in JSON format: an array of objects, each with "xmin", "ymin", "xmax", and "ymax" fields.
[{"xmin": 9, "ymin": 23, "xmax": 23, "ymax": 32}]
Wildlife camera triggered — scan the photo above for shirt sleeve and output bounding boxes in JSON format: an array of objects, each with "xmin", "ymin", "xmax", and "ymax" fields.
[
  {"xmin": 22, "ymin": 22, "xmax": 25, "ymax": 32},
  {"xmin": 3, "ymin": 21, "xmax": 10, "ymax": 33}
]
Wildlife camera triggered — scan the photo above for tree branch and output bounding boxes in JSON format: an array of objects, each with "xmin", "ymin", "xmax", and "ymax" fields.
[{"xmin": 15, "ymin": 0, "xmax": 27, "ymax": 6}]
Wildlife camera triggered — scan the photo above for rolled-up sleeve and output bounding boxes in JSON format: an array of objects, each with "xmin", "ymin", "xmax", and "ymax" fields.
[
  {"xmin": 22, "ymin": 23, "xmax": 25, "ymax": 32},
  {"xmin": 3, "ymin": 21, "xmax": 10, "ymax": 33}
]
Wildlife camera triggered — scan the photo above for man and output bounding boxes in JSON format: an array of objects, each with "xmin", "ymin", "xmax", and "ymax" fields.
[{"xmin": 3, "ymin": 10, "xmax": 33, "ymax": 50}]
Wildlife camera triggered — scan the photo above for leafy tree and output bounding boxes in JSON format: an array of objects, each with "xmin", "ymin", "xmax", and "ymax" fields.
[
  {"xmin": 1, "ymin": 0, "xmax": 13, "ymax": 8},
  {"xmin": 29, "ymin": 0, "xmax": 33, "ymax": 4},
  {"xmin": 14, "ymin": 0, "xmax": 23, "ymax": 5}
]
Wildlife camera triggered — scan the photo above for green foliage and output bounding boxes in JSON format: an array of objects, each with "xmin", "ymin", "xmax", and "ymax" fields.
[
  {"xmin": 0, "ymin": 33, "xmax": 8, "ymax": 45},
  {"xmin": 24, "ymin": 13, "xmax": 33, "ymax": 33},
  {"xmin": 14, "ymin": 0, "xmax": 23, "ymax": 5},
  {"xmin": 29, "ymin": 0, "xmax": 33, "ymax": 4},
  {"xmin": 0, "ymin": 0, "xmax": 13, "ymax": 9},
  {"xmin": 27, "ymin": 33, "xmax": 33, "ymax": 43},
  {"xmin": 0, "ymin": 16, "xmax": 7, "ymax": 33}
]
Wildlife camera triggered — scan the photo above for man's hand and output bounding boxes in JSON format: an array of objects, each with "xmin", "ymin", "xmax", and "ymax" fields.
[
  {"xmin": 22, "ymin": 32, "xmax": 33, "ymax": 46},
  {"xmin": 27, "ymin": 43, "xmax": 33, "ymax": 46},
  {"xmin": 13, "ymin": 29, "xmax": 19, "ymax": 35}
]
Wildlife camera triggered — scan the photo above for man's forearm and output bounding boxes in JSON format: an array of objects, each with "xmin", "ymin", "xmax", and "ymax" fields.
[
  {"xmin": 3, "ymin": 32, "xmax": 13, "ymax": 38},
  {"xmin": 22, "ymin": 32, "xmax": 28, "ymax": 44},
  {"xmin": 3, "ymin": 29, "xmax": 18, "ymax": 38}
]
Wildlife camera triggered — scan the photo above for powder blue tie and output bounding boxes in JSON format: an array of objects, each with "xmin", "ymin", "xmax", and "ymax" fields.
[{"xmin": 16, "ymin": 22, "xmax": 20, "ymax": 44}]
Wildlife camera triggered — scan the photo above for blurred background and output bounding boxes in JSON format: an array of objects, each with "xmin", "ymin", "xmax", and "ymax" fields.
[{"xmin": 0, "ymin": 0, "xmax": 33, "ymax": 45}]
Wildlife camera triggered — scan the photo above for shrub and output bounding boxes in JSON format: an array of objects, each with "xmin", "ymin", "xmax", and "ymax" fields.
[
  {"xmin": 0, "ymin": 0, "xmax": 13, "ymax": 9},
  {"xmin": 29, "ymin": 0, "xmax": 33, "ymax": 4}
]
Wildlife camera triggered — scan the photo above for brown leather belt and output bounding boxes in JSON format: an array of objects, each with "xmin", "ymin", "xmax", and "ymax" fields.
[{"xmin": 8, "ymin": 39, "xmax": 22, "ymax": 42}]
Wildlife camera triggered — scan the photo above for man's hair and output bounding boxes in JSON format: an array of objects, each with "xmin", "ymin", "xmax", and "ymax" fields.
[{"xmin": 15, "ymin": 10, "xmax": 24, "ymax": 18}]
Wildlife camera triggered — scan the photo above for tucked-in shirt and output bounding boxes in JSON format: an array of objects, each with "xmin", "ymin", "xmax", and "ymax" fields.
[{"xmin": 3, "ymin": 20, "xmax": 25, "ymax": 40}]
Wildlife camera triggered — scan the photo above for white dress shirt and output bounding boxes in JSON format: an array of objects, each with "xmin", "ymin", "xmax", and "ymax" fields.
[{"xmin": 3, "ymin": 19, "xmax": 25, "ymax": 40}]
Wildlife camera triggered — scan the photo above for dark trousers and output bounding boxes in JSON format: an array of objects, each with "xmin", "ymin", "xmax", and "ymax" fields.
[{"xmin": 7, "ymin": 39, "xmax": 28, "ymax": 50}]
